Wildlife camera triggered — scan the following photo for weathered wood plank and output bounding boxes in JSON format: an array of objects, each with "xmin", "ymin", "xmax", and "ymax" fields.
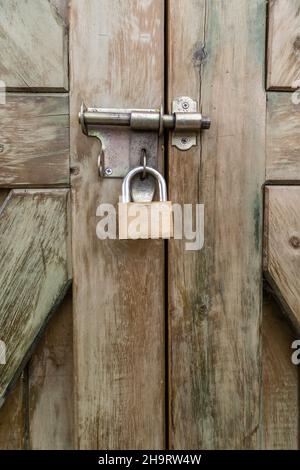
[
  {"xmin": 0, "ymin": 174, "xmax": 26, "ymax": 451},
  {"xmin": 0, "ymin": 375, "xmax": 25, "ymax": 449},
  {"xmin": 70, "ymin": 0, "xmax": 165, "ymax": 449},
  {"xmin": 0, "ymin": 190, "xmax": 9, "ymax": 207},
  {"xmin": 267, "ymin": 0, "xmax": 300, "ymax": 90},
  {"xmin": 168, "ymin": 0, "xmax": 266, "ymax": 448},
  {"xmin": 28, "ymin": 289, "xmax": 73, "ymax": 450},
  {"xmin": 267, "ymin": 92, "xmax": 300, "ymax": 181},
  {"xmin": 264, "ymin": 186, "xmax": 300, "ymax": 332},
  {"xmin": 260, "ymin": 297, "xmax": 298, "ymax": 449},
  {"xmin": 0, "ymin": 0, "xmax": 69, "ymax": 91},
  {"xmin": 0, "ymin": 94, "xmax": 69, "ymax": 187},
  {"xmin": 0, "ymin": 189, "xmax": 71, "ymax": 406}
]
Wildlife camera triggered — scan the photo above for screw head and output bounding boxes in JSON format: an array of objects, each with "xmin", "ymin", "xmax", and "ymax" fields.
[
  {"xmin": 104, "ymin": 167, "xmax": 113, "ymax": 176},
  {"xmin": 182, "ymin": 101, "xmax": 189, "ymax": 110},
  {"xmin": 290, "ymin": 236, "xmax": 300, "ymax": 249}
]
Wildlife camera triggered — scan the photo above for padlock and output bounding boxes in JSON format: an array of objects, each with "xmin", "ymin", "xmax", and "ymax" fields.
[{"xmin": 118, "ymin": 166, "xmax": 173, "ymax": 239}]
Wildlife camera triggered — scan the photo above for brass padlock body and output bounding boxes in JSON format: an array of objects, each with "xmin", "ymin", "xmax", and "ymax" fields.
[{"xmin": 119, "ymin": 201, "xmax": 173, "ymax": 239}]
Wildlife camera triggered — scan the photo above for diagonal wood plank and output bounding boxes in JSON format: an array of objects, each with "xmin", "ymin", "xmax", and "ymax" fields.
[
  {"xmin": 0, "ymin": 0, "xmax": 69, "ymax": 91},
  {"xmin": 0, "ymin": 189, "xmax": 71, "ymax": 406},
  {"xmin": 0, "ymin": 94, "xmax": 69, "ymax": 187},
  {"xmin": 264, "ymin": 186, "xmax": 300, "ymax": 333},
  {"xmin": 0, "ymin": 191, "xmax": 9, "ymax": 207},
  {"xmin": 70, "ymin": 0, "xmax": 165, "ymax": 449},
  {"xmin": 168, "ymin": 0, "xmax": 266, "ymax": 448},
  {"xmin": 0, "ymin": 190, "xmax": 26, "ymax": 449}
]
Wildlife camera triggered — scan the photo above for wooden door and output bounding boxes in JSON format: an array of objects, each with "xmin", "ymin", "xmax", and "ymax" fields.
[{"xmin": 0, "ymin": 0, "xmax": 299, "ymax": 450}]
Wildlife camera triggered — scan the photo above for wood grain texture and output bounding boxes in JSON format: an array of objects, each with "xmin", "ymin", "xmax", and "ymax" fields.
[
  {"xmin": 267, "ymin": 92, "xmax": 300, "ymax": 181},
  {"xmin": 260, "ymin": 297, "xmax": 299, "ymax": 449},
  {"xmin": 0, "ymin": 93, "xmax": 69, "ymax": 187},
  {"xmin": 168, "ymin": 0, "xmax": 266, "ymax": 449},
  {"xmin": 0, "ymin": 190, "xmax": 26, "ymax": 449},
  {"xmin": 267, "ymin": 0, "xmax": 300, "ymax": 90},
  {"xmin": 0, "ymin": 0, "xmax": 69, "ymax": 90},
  {"xmin": 70, "ymin": 0, "xmax": 165, "ymax": 449},
  {"xmin": 0, "ymin": 376, "xmax": 25, "ymax": 449},
  {"xmin": 0, "ymin": 190, "xmax": 9, "ymax": 207},
  {"xmin": 28, "ymin": 289, "xmax": 73, "ymax": 450},
  {"xmin": 0, "ymin": 189, "xmax": 71, "ymax": 406},
  {"xmin": 264, "ymin": 186, "xmax": 300, "ymax": 332}
]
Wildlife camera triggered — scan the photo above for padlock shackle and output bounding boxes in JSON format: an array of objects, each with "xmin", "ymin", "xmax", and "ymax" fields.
[{"xmin": 122, "ymin": 166, "xmax": 167, "ymax": 203}]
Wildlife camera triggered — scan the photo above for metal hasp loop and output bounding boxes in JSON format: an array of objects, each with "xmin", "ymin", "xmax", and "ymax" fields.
[
  {"xmin": 122, "ymin": 166, "xmax": 167, "ymax": 203},
  {"xmin": 140, "ymin": 148, "xmax": 147, "ymax": 180}
]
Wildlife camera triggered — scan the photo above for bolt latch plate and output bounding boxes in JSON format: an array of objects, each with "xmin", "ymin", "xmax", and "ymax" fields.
[
  {"xmin": 172, "ymin": 97, "xmax": 197, "ymax": 151},
  {"xmin": 79, "ymin": 97, "xmax": 210, "ymax": 178}
]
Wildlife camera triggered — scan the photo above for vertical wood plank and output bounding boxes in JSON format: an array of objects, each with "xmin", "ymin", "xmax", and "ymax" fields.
[
  {"xmin": 70, "ymin": 0, "xmax": 165, "ymax": 449},
  {"xmin": 0, "ymin": 376, "xmax": 25, "ymax": 449},
  {"xmin": 267, "ymin": 0, "xmax": 300, "ymax": 90},
  {"xmin": 260, "ymin": 297, "xmax": 299, "ymax": 449},
  {"xmin": 28, "ymin": 290, "xmax": 73, "ymax": 450},
  {"xmin": 168, "ymin": 0, "xmax": 266, "ymax": 448}
]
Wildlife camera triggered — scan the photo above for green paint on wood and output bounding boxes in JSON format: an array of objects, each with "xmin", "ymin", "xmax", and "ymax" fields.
[{"xmin": 0, "ymin": 189, "xmax": 71, "ymax": 406}]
